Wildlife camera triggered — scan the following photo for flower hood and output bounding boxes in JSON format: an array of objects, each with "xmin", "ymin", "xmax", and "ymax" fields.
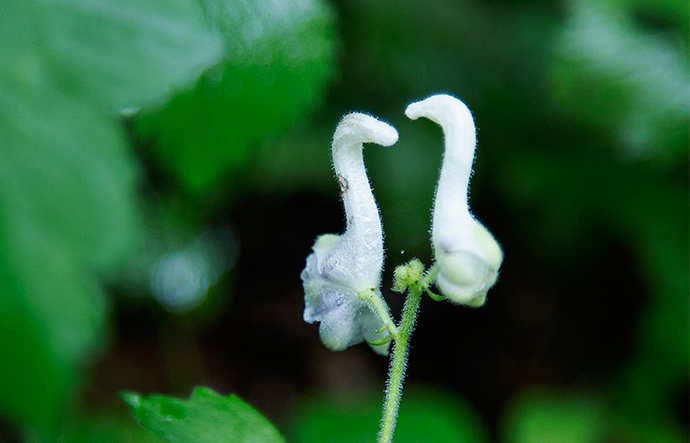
[
  {"xmin": 301, "ymin": 113, "xmax": 398, "ymax": 354},
  {"xmin": 406, "ymin": 94, "xmax": 503, "ymax": 307}
]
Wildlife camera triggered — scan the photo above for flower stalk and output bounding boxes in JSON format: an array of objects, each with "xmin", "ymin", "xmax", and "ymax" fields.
[
  {"xmin": 378, "ymin": 260, "xmax": 433, "ymax": 443},
  {"xmin": 359, "ymin": 289, "xmax": 399, "ymax": 341}
]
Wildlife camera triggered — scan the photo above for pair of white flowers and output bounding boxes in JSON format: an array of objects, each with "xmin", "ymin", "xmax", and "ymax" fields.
[{"xmin": 301, "ymin": 94, "xmax": 503, "ymax": 354}]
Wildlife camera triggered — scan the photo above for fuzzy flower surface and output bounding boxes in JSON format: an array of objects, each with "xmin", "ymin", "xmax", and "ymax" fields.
[
  {"xmin": 406, "ymin": 94, "xmax": 503, "ymax": 307},
  {"xmin": 301, "ymin": 113, "xmax": 398, "ymax": 354}
]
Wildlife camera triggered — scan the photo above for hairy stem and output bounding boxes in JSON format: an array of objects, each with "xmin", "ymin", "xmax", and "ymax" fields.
[
  {"xmin": 360, "ymin": 289, "xmax": 399, "ymax": 339},
  {"xmin": 378, "ymin": 281, "xmax": 423, "ymax": 443}
]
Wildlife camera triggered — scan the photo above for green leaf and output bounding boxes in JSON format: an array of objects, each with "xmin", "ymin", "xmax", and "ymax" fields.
[
  {"xmin": 0, "ymin": 84, "xmax": 136, "ymax": 435},
  {"xmin": 502, "ymin": 388, "xmax": 687, "ymax": 443},
  {"xmin": 137, "ymin": 0, "xmax": 337, "ymax": 192},
  {"xmin": 613, "ymin": 184, "xmax": 689, "ymax": 427},
  {"xmin": 0, "ymin": 86, "xmax": 140, "ymax": 270},
  {"xmin": 1, "ymin": 0, "xmax": 221, "ymax": 111},
  {"xmin": 502, "ymin": 390, "xmax": 606, "ymax": 443},
  {"xmin": 60, "ymin": 413, "xmax": 165, "ymax": 443},
  {"xmin": 123, "ymin": 387, "xmax": 285, "ymax": 443},
  {"xmin": 0, "ymin": 0, "xmax": 222, "ymax": 435},
  {"xmin": 289, "ymin": 389, "xmax": 487, "ymax": 443},
  {"xmin": 0, "ymin": 248, "xmax": 74, "ymax": 437},
  {"xmin": 551, "ymin": 1, "xmax": 689, "ymax": 163},
  {"xmin": 37, "ymin": 0, "xmax": 223, "ymax": 110}
]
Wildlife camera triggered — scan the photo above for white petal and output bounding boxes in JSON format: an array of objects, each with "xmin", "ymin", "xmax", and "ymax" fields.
[
  {"xmin": 406, "ymin": 94, "xmax": 503, "ymax": 306},
  {"xmin": 327, "ymin": 113, "xmax": 398, "ymax": 290},
  {"xmin": 302, "ymin": 113, "xmax": 397, "ymax": 352}
]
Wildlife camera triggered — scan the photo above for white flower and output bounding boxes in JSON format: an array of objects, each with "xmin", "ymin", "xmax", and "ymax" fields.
[
  {"xmin": 406, "ymin": 94, "xmax": 503, "ymax": 307},
  {"xmin": 301, "ymin": 113, "xmax": 398, "ymax": 354}
]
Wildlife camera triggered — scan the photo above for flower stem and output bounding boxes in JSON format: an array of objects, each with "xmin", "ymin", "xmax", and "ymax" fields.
[
  {"xmin": 378, "ymin": 280, "xmax": 423, "ymax": 443},
  {"xmin": 359, "ymin": 289, "xmax": 399, "ymax": 339}
]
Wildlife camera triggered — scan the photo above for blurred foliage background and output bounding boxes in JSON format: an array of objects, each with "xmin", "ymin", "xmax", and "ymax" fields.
[{"xmin": 0, "ymin": 0, "xmax": 687, "ymax": 441}]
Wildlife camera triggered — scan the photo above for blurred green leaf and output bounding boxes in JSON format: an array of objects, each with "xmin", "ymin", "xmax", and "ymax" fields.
[
  {"xmin": 551, "ymin": 1, "xmax": 689, "ymax": 162},
  {"xmin": 39, "ymin": 0, "xmax": 223, "ymax": 110},
  {"xmin": 123, "ymin": 387, "xmax": 285, "ymax": 443},
  {"xmin": 502, "ymin": 390, "xmax": 606, "ymax": 443},
  {"xmin": 290, "ymin": 389, "xmax": 487, "ymax": 443},
  {"xmin": 137, "ymin": 0, "xmax": 337, "ymax": 192},
  {"xmin": 612, "ymin": 0, "xmax": 689, "ymax": 32},
  {"xmin": 0, "ymin": 87, "xmax": 139, "ymax": 270},
  {"xmin": 0, "ymin": 85, "xmax": 135, "ymax": 436},
  {"xmin": 612, "ymin": 183, "xmax": 689, "ymax": 428},
  {"xmin": 502, "ymin": 388, "xmax": 687, "ymax": 443},
  {"xmin": 61, "ymin": 413, "xmax": 165, "ymax": 443},
  {"xmin": 0, "ymin": 0, "xmax": 222, "ymax": 436},
  {"xmin": 0, "ymin": 247, "xmax": 74, "ymax": 438},
  {"xmin": 1, "ymin": 0, "xmax": 221, "ymax": 111},
  {"xmin": 609, "ymin": 407, "xmax": 687, "ymax": 443}
]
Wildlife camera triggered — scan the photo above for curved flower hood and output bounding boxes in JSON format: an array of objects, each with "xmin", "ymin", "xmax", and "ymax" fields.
[
  {"xmin": 301, "ymin": 113, "xmax": 398, "ymax": 354},
  {"xmin": 406, "ymin": 94, "xmax": 503, "ymax": 307}
]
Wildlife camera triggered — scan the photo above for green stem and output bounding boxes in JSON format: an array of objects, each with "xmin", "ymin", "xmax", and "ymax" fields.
[
  {"xmin": 378, "ymin": 281, "xmax": 423, "ymax": 443},
  {"xmin": 360, "ymin": 289, "xmax": 399, "ymax": 339},
  {"xmin": 421, "ymin": 264, "xmax": 439, "ymax": 288}
]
